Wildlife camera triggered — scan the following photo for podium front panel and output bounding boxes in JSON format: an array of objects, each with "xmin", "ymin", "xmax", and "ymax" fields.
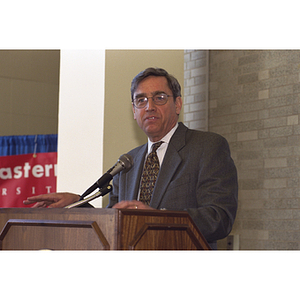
[
  {"xmin": 0, "ymin": 208, "xmax": 117, "ymax": 250},
  {"xmin": 0, "ymin": 208, "xmax": 210, "ymax": 250}
]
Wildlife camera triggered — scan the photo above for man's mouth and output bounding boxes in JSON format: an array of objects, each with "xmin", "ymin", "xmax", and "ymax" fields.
[{"xmin": 145, "ymin": 116, "xmax": 158, "ymax": 120}]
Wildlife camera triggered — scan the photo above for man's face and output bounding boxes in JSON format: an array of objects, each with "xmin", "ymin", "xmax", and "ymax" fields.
[{"xmin": 132, "ymin": 76, "xmax": 182, "ymax": 142}]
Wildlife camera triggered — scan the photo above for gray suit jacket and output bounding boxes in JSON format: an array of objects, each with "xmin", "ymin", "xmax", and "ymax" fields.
[{"xmin": 108, "ymin": 122, "xmax": 238, "ymax": 249}]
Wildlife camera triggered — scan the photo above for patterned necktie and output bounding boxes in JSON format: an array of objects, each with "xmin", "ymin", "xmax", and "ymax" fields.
[{"xmin": 139, "ymin": 141, "xmax": 163, "ymax": 205}]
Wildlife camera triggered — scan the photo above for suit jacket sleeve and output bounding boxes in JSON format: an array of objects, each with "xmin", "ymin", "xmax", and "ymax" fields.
[{"xmin": 184, "ymin": 133, "xmax": 238, "ymax": 243}]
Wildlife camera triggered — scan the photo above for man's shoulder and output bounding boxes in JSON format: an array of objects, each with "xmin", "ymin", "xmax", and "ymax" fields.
[{"xmin": 176, "ymin": 122, "xmax": 228, "ymax": 145}]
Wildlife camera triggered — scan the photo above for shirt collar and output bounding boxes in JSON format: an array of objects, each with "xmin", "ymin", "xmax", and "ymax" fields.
[{"xmin": 147, "ymin": 123, "xmax": 178, "ymax": 153}]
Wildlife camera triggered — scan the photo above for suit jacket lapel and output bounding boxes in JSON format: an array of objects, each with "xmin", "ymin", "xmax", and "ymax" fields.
[
  {"xmin": 150, "ymin": 123, "xmax": 187, "ymax": 208},
  {"xmin": 125, "ymin": 144, "xmax": 147, "ymax": 200}
]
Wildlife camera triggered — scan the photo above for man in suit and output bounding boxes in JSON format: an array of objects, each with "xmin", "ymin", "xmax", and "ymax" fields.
[
  {"xmin": 109, "ymin": 68, "xmax": 238, "ymax": 249},
  {"xmin": 24, "ymin": 67, "xmax": 238, "ymax": 249}
]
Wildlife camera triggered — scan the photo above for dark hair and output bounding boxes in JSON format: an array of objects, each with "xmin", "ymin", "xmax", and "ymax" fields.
[{"xmin": 131, "ymin": 67, "xmax": 182, "ymax": 101}]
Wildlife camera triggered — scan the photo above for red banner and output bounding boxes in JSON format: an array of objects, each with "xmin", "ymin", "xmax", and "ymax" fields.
[{"xmin": 0, "ymin": 152, "xmax": 57, "ymax": 207}]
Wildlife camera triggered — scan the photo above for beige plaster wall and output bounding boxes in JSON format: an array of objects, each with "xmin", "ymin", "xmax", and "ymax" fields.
[{"xmin": 0, "ymin": 50, "xmax": 60, "ymax": 136}]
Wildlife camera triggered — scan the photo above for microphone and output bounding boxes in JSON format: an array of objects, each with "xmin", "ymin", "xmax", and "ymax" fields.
[{"xmin": 79, "ymin": 153, "xmax": 133, "ymax": 199}]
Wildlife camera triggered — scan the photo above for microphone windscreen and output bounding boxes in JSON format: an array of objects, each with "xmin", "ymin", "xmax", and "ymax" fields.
[{"xmin": 119, "ymin": 153, "xmax": 133, "ymax": 170}]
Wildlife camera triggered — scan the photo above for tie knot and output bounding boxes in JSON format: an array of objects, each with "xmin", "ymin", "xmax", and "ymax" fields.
[{"xmin": 151, "ymin": 141, "xmax": 163, "ymax": 153}]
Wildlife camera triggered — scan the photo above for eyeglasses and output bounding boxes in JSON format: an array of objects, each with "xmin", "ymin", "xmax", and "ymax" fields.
[{"xmin": 132, "ymin": 93, "xmax": 173, "ymax": 109}]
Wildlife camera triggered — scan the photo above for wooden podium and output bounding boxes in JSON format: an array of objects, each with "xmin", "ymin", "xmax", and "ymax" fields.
[{"xmin": 0, "ymin": 208, "xmax": 210, "ymax": 250}]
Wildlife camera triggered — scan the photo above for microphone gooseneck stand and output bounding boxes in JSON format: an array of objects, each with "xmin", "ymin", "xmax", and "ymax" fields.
[
  {"xmin": 64, "ymin": 153, "xmax": 133, "ymax": 209},
  {"xmin": 64, "ymin": 184, "xmax": 112, "ymax": 208}
]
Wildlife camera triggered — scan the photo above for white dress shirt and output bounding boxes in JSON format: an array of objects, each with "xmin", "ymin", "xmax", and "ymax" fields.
[{"xmin": 146, "ymin": 123, "xmax": 178, "ymax": 166}]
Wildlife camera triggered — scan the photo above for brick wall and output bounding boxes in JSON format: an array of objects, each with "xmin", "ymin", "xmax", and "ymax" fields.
[
  {"xmin": 183, "ymin": 50, "xmax": 209, "ymax": 131},
  {"xmin": 184, "ymin": 50, "xmax": 300, "ymax": 250}
]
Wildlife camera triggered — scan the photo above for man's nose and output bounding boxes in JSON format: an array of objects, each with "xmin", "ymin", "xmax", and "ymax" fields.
[{"xmin": 145, "ymin": 98, "xmax": 156, "ymax": 110}]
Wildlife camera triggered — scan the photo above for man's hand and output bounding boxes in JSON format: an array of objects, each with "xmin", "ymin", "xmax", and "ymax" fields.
[
  {"xmin": 112, "ymin": 200, "xmax": 155, "ymax": 210},
  {"xmin": 23, "ymin": 192, "xmax": 80, "ymax": 208}
]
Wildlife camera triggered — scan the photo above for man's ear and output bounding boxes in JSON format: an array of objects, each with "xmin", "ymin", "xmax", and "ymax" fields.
[
  {"xmin": 175, "ymin": 97, "xmax": 183, "ymax": 115},
  {"xmin": 132, "ymin": 104, "xmax": 137, "ymax": 120}
]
